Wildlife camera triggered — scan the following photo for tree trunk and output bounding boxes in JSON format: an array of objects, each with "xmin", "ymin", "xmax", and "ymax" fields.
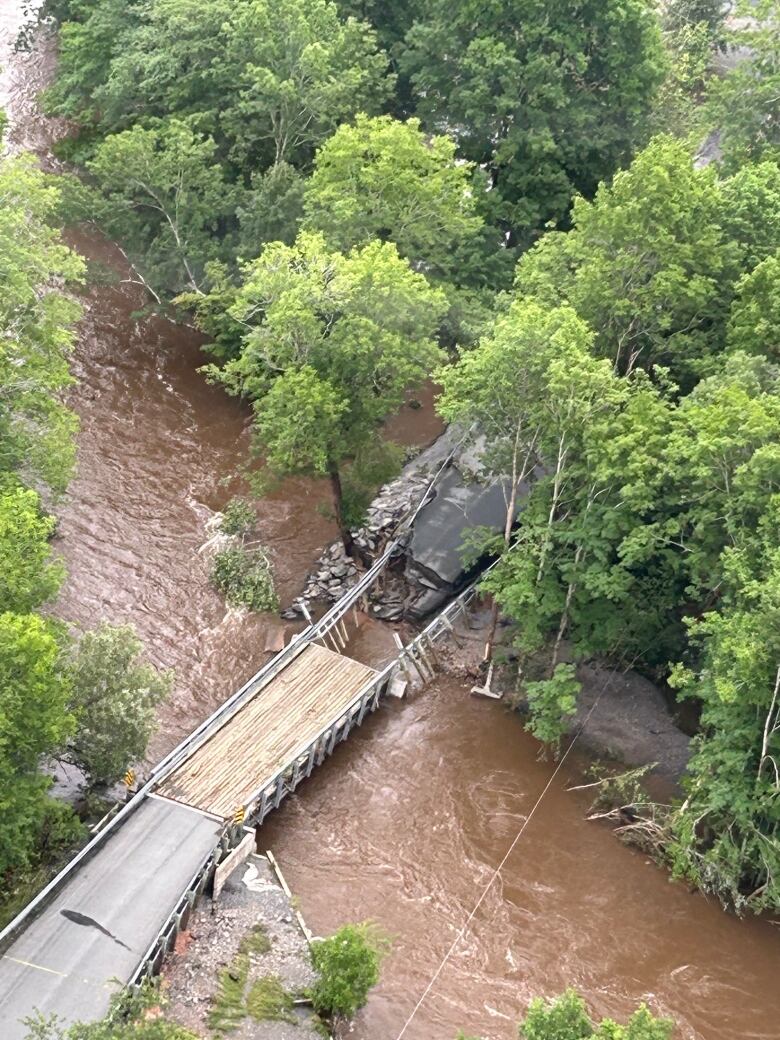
[
  {"xmin": 328, "ymin": 462, "xmax": 354, "ymax": 557},
  {"xmin": 482, "ymin": 429, "xmax": 539, "ymax": 668}
]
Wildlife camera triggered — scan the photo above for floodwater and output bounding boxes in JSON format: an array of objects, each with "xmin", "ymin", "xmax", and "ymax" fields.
[{"xmin": 1, "ymin": 7, "xmax": 779, "ymax": 1039}]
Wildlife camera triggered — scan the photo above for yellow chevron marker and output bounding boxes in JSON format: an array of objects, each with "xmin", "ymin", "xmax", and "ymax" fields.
[
  {"xmin": 233, "ymin": 805, "xmax": 245, "ymax": 825},
  {"xmin": 123, "ymin": 769, "xmax": 136, "ymax": 789}
]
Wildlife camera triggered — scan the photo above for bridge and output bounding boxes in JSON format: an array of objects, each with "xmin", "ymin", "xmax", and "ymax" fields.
[{"xmin": 0, "ymin": 478, "xmax": 482, "ymax": 1038}]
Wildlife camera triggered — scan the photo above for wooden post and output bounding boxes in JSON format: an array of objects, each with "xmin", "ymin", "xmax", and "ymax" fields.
[
  {"xmin": 305, "ymin": 741, "xmax": 317, "ymax": 777},
  {"xmin": 416, "ymin": 639, "xmax": 437, "ymax": 678},
  {"xmin": 258, "ymin": 789, "xmax": 269, "ymax": 824}
]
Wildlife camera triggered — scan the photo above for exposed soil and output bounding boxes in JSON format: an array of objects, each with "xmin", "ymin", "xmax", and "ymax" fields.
[
  {"xmin": 163, "ymin": 855, "xmax": 323, "ymax": 1040},
  {"xmin": 436, "ymin": 603, "xmax": 690, "ymax": 783}
]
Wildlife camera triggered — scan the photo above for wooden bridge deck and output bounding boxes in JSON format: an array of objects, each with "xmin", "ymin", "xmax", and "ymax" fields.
[{"xmin": 157, "ymin": 643, "xmax": 376, "ymax": 819}]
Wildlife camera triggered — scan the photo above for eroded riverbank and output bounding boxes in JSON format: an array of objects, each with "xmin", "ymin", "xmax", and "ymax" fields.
[{"xmin": 1, "ymin": 8, "xmax": 779, "ymax": 1040}]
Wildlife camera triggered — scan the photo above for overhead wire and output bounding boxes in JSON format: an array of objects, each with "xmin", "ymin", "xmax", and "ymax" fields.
[{"xmin": 393, "ymin": 674, "xmax": 617, "ymax": 1040}]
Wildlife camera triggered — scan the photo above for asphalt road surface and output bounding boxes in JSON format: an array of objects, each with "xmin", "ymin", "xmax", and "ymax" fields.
[{"xmin": 0, "ymin": 795, "xmax": 222, "ymax": 1039}]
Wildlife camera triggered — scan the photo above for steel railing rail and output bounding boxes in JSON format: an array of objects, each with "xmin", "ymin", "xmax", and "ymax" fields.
[{"xmin": 0, "ymin": 447, "xmax": 457, "ymax": 952}]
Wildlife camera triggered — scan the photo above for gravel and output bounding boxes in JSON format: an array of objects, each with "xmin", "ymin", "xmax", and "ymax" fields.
[{"xmin": 162, "ymin": 854, "xmax": 325, "ymax": 1040}]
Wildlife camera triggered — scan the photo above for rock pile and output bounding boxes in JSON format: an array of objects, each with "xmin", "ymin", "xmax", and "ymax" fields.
[{"xmin": 282, "ymin": 471, "xmax": 433, "ymax": 619}]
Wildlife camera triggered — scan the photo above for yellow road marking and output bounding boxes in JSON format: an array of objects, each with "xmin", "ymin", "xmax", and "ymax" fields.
[{"xmin": 2, "ymin": 955, "xmax": 67, "ymax": 977}]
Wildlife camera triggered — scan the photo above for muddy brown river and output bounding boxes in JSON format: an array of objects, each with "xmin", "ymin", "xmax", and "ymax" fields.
[{"xmin": 2, "ymin": 7, "xmax": 779, "ymax": 1039}]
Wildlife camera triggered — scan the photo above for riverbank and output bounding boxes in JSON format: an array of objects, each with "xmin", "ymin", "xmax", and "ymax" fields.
[
  {"xmin": 3, "ymin": 8, "xmax": 779, "ymax": 1039},
  {"xmin": 162, "ymin": 853, "xmax": 324, "ymax": 1040}
]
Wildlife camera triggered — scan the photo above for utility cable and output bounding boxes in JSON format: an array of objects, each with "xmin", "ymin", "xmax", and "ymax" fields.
[{"xmin": 394, "ymin": 675, "xmax": 615, "ymax": 1040}]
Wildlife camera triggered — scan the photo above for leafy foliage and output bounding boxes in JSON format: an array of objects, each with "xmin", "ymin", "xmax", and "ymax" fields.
[
  {"xmin": 519, "ymin": 990, "xmax": 673, "ymax": 1040},
  {"xmin": 220, "ymin": 498, "xmax": 257, "ymax": 537},
  {"xmin": 0, "ymin": 612, "xmax": 74, "ymax": 876},
  {"xmin": 0, "ymin": 154, "xmax": 83, "ymax": 491},
  {"xmin": 707, "ymin": 1, "xmax": 780, "ymax": 170},
  {"xmin": 309, "ymin": 923, "xmax": 387, "ymax": 1020},
  {"xmin": 0, "ymin": 486, "xmax": 63, "ymax": 614},
  {"xmin": 400, "ymin": 0, "xmax": 665, "ymax": 243},
  {"xmin": 87, "ymin": 119, "xmax": 235, "ymax": 296},
  {"xmin": 66, "ymin": 624, "xmax": 172, "ymax": 787},
  {"xmin": 199, "ymin": 232, "xmax": 445, "ymax": 550},
  {"xmin": 42, "ymin": 0, "xmax": 393, "ymax": 300},
  {"xmin": 211, "ymin": 546, "xmax": 278, "ymax": 613},
  {"xmin": 304, "ymin": 114, "xmax": 484, "ymax": 278},
  {"xmin": 515, "ymin": 136, "xmax": 737, "ymax": 388}
]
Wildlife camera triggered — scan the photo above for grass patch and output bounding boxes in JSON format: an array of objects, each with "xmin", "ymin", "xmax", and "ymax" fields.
[
  {"xmin": 246, "ymin": 974, "xmax": 295, "ymax": 1023},
  {"xmin": 239, "ymin": 923, "xmax": 271, "ymax": 956},
  {"xmin": 207, "ymin": 952, "xmax": 249, "ymax": 1035}
]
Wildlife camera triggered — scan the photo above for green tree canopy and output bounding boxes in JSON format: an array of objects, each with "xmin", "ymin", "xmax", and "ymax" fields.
[
  {"xmin": 707, "ymin": 0, "xmax": 780, "ymax": 170},
  {"xmin": 66, "ymin": 624, "xmax": 172, "ymax": 787},
  {"xmin": 0, "ymin": 612, "xmax": 74, "ymax": 876},
  {"xmin": 215, "ymin": 0, "xmax": 393, "ymax": 171},
  {"xmin": 303, "ymin": 114, "xmax": 484, "ymax": 277},
  {"xmin": 201, "ymin": 232, "xmax": 446, "ymax": 551},
  {"xmin": 0, "ymin": 154, "xmax": 83, "ymax": 491},
  {"xmin": 668, "ymin": 497, "xmax": 780, "ymax": 913},
  {"xmin": 514, "ymin": 136, "xmax": 737, "ymax": 388},
  {"xmin": 87, "ymin": 119, "xmax": 235, "ymax": 296},
  {"xmin": 400, "ymin": 0, "xmax": 665, "ymax": 243},
  {"xmin": 718, "ymin": 161, "xmax": 780, "ymax": 271},
  {"xmin": 727, "ymin": 254, "xmax": 780, "ymax": 362},
  {"xmin": 0, "ymin": 486, "xmax": 63, "ymax": 615},
  {"xmin": 519, "ymin": 990, "xmax": 673, "ymax": 1040},
  {"xmin": 309, "ymin": 923, "xmax": 387, "ymax": 1019}
]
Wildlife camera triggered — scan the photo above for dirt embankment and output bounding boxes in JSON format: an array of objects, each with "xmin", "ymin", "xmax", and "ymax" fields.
[{"xmin": 438, "ymin": 603, "xmax": 690, "ymax": 784}]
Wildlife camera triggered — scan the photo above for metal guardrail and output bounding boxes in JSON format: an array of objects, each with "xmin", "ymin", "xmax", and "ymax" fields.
[{"xmin": 0, "ymin": 453, "xmax": 455, "ymax": 953}]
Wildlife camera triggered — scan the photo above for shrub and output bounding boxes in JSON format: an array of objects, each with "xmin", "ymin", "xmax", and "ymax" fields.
[
  {"xmin": 221, "ymin": 498, "xmax": 256, "ymax": 536},
  {"xmin": 519, "ymin": 990, "xmax": 674, "ymax": 1040},
  {"xmin": 211, "ymin": 545, "xmax": 278, "ymax": 613},
  {"xmin": 523, "ymin": 663, "xmax": 580, "ymax": 745},
  {"xmin": 309, "ymin": 922, "xmax": 388, "ymax": 1020}
]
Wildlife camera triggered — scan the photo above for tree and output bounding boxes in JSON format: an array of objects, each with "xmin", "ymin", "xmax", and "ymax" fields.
[
  {"xmin": 87, "ymin": 119, "xmax": 235, "ymax": 297},
  {"xmin": 727, "ymin": 254, "xmax": 780, "ymax": 361},
  {"xmin": 309, "ymin": 923, "xmax": 387, "ymax": 1020},
  {"xmin": 708, "ymin": 0, "xmax": 780, "ymax": 170},
  {"xmin": 519, "ymin": 990, "xmax": 673, "ymax": 1040},
  {"xmin": 400, "ymin": 0, "xmax": 665, "ymax": 243},
  {"xmin": 436, "ymin": 301, "xmax": 590, "ymax": 684},
  {"xmin": 440, "ymin": 298, "xmax": 678, "ymax": 736},
  {"xmin": 0, "ymin": 154, "xmax": 83, "ymax": 492},
  {"xmin": 0, "ymin": 486, "xmax": 63, "ymax": 614},
  {"xmin": 0, "ymin": 612, "xmax": 75, "ymax": 877},
  {"xmin": 215, "ymin": 0, "xmax": 393, "ymax": 171},
  {"xmin": 66, "ymin": 624, "xmax": 172, "ymax": 788},
  {"xmin": 200, "ymin": 232, "xmax": 446, "ymax": 553},
  {"xmin": 303, "ymin": 114, "xmax": 483, "ymax": 278},
  {"xmin": 514, "ymin": 136, "xmax": 735, "ymax": 388},
  {"xmin": 719, "ymin": 161, "xmax": 780, "ymax": 271},
  {"xmin": 668, "ymin": 506, "xmax": 780, "ymax": 913},
  {"xmin": 42, "ymin": 0, "xmax": 134, "ymax": 126}
]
